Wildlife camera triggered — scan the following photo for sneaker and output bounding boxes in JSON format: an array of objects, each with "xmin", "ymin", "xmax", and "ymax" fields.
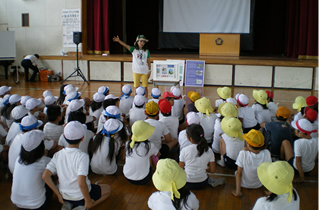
[
  {"xmin": 72, "ymin": 206, "xmax": 86, "ymax": 210},
  {"xmin": 216, "ymin": 160, "xmax": 225, "ymax": 168},
  {"xmin": 61, "ymin": 202, "xmax": 73, "ymax": 210},
  {"xmin": 208, "ymin": 177, "xmax": 226, "ymax": 187}
]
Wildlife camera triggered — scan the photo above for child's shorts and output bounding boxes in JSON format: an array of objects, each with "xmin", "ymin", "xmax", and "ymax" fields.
[
  {"xmin": 186, "ymin": 178, "xmax": 209, "ymax": 190},
  {"xmin": 133, "ymin": 73, "xmax": 148, "ymax": 87},
  {"xmin": 125, "ymin": 166, "xmax": 152, "ymax": 185},
  {"xmin": 223, "ymin": 154, "xmax": 237, "ymax": 170},
  {"xmin": 64, "ymin": 184, "xmax": 101, "ymax": 208}
]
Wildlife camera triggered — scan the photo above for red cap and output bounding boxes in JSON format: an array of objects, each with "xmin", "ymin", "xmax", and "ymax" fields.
[
  {"xmin": 305, "ymin": 107, "xmax": 318, "ymax": 122},
  {"xmin": 266, "ymin": 91, "xmax": 274, "ymax": 99},
  {"xmin": 158, "ymin": 99, "xmax": 172, "ymax": 114},
  {"xmin": 306, "ymin": 96, "xmax": 318, "ymax": 106},
  {"xmin": 162, "ymin": 91, "xmax": 175, "ymax": 99}
]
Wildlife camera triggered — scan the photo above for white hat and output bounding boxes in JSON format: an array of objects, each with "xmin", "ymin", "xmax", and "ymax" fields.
[
  {"xmin": 37, "ymin": 98, "xmax": 46, "ymax": 109},
  {"xmin": 64, "ymin": 121, "xmax": 87, "ymax": 140},
  {"xmin": 69, "ymin": 99, "xmax": 85, "ymax": 112},
  {"xmin": 0, "ymin": 86, "xmax": 12, "ymax": 96},
  {"xmin": 11, "ymin": 105, "xmax": 29, "ymax": 120},
  {"xmin": 64, "ymin": 84, "xmax": 78, "ymax": 95},
  {"xmin": 151, "ymin": 88, "xmax": 161, "ymax": 98},
  {"xmin": 136, "ymin": 86, "xmax": 145, "ymax": 96},
  {"xmin": 65, "ymin": 91, "xmax": 81, "ymax": 102},
  {"xmin": 2, "ymin": 94, "xmax": 10, "ymax": 106},
  {"xmin": 104, "ymin": 105, "xmax": 121, "ymax": 119},
  {"xmin": 98, "ymin": 86, "xmax": 109, "ymax": 95},
  {"xmin": 186, "ymin": 112, "xmax": 200, "ymax": 125},
  {"xmin": 93, "ymin": 92, "xmax": 105, "ymax": 103},
  {"xmin": 20, "ymin": 96, "xmax": 31, "ymax": 106},
  {"xmin": 9, "ymin": 94, "xmax": 21, "ymax": 104},
  {"xmin": 104, "ymin": 94, "xmax": 118, "ymax": 100},
  {"xmin": 235, "ymin": 94, "xmax": 249, "ymax": 106},
  {"xmin": 172, "ymin": 88, "xmax": 181, "ymax": 98},
  {"xmin": 134, "ymin": 95, "xmax": 145, "ymax": 106},
  {"xmin": 122, "ymin": 84, "xmax": 132, "ymax": 95},
  {"xmin": 42, "ymin": 90, "xmax": 53, "ymax": 98},
  {"xmin": 44, "ymin": 96, "xmax": 58, "ymax": 106},
  {"xmin": 291, "ymin": 119, "xmax": 316, "ymax": 135},
  {"xmin": 170, "ymin": 86, "xmax": 177, "ymax": 93},
  {"xmin": 102, "ymin": 119, "xmax": 124, "ymax": 137},
  {"xmin": 20, "ymin": 114, "xmax": 43, "ymax": 130},
  {"xmin": 22, "ymin": 130, "xmax": 44, "ymax": 152},
  {"xmin": 25, "ymin": 98, "xmax": 42, "ymax": 110},
  {"xmin": 226, "ymin": 98, "xmax": 237, "ymax": 105}
]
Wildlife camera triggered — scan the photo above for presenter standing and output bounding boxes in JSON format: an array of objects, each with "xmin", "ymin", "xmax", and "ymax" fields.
[
  {"xmin": 21, "ymin": 54, "xmax": 39, "ymax": 82},
  {"xmin": 113, "ymin": 35, "xmax": 151, "ymax": 97}
]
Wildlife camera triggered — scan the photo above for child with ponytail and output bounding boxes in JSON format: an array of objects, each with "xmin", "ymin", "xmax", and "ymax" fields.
[
  {"xmin": 90, "ymin": 119, "xmax": 123, "ymax": 175},
  {"xmin": 179, "ymin": 124, "xmax": 225, "ymax": 190}
]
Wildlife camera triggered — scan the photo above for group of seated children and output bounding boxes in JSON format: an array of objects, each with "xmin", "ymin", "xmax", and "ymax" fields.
[{"xmin": 0, "ymin": 84, "xmax": 317, "ymax": 210}]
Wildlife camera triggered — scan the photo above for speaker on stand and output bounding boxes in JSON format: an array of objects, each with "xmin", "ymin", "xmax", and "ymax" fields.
[{"xmin": 61, "ymin": 31, "xmax": 89, "ymax": 85}]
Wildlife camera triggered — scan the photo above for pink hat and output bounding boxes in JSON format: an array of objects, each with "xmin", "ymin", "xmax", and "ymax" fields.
[
  {"xmin": 291, "ymin": 119, "xmax": 317, "ymax": 135},
  {"xmin": 266, "ymin": 91, "xmax": 274, "ymax": 99},
  {"xmin": 304, "ymin": 107, "xmax": 318, "ymax": 122},
  {"xmin": 163, "ymin": 91, "xmax": 175, "ymax": 99},
  {"xmin": 186, "ymin": 112, "xmax": 200, "ymax": 125},
  {"xmin": 158, "ymin": 99, "xmax": 171, "ymax": 114},
  {"xmin": 235, "ymin": 94, "xmax": 249, "ymax": 107},
  {"xmin": 22, "ymin": 130, "xmax": 44, "ymax": 152},
  {"xmin": 306, "ymin": 96, "xmax": 318, "ymax": 106}
]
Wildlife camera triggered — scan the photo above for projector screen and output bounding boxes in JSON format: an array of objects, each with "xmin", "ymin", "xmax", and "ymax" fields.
[{"xmin": 163, "ymin": 0, "xmax": 251, "ymax": 33}]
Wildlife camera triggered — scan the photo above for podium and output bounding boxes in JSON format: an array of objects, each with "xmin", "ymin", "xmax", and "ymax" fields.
[{"xmin": 199, "ymin": 34, "xmax": 240, "ymax": 56}]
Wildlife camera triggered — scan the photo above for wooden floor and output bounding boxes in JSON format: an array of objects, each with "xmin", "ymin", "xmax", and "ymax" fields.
[{"xmin": 0, "ymin": 75, "xmax": 317, "ymax": 210}]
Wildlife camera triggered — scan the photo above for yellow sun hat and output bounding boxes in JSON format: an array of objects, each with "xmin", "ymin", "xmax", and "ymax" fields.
[
  {"xmin": 220, "ymin": 116, "xmax": 243, "ymax": 140},
  {"xmin": 130, "ymin": 120, "xmax": 155, "ymax": 148},
  {"xmin": 195, "ymin": 97, "xmax": 214, "ymax": 116},
  {"xmin": 152, "ymin": 158, "xmax": 187, "ymax": 201},
  {"xmin": 242, "ymin": 129, "xmax": 264, "ymax": 147},
  {"xmin": 217, "ymin": 86, "xmax": 231, "ymax": 100},
  {"xmin": 187, "ymin": 91, "xmax": 201, "ymax": 102},
  {"xmin": 292, "ymin": 96, "xmax": 307, "ymax": 112},
  {"xmin": 218, "ymin": 102, "xmax": 238, "ymax": 117},
  {"xmin": 253, "ymin": 90, "xmax": 268, "ymax": 106},
  {"xmin": 257, "ymin": 161, "xmax": 294, "ymax": 203}
]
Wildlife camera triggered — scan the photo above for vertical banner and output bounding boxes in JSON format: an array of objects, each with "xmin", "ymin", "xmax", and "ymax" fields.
[
  {"xmin": 62, "ymin": 9, "xmax": 81, "ymax": 47},
  {"xmin": 185, "ymin": 60, "xmax": 205, "ymax": 87},
  {"xmin": 167, "ymin": 60, "xmax": 185, "ymax": 86}
]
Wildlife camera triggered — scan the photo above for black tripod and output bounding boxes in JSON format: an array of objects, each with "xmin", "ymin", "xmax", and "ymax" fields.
[{"xmin": 61, "ymin": 32, "xmax": 89, "ymax": 85}]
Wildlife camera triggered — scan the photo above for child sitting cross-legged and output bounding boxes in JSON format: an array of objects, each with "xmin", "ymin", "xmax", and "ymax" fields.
[
  {"xmin": 232, "ymin": 129, "xmax": 272, "ymax": 197},
  {"xmin": 43, "ymin": 121, "xmax": 111, "ymax": 210}
]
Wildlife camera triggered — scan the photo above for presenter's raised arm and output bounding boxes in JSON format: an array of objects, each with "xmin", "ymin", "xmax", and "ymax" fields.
[{"xmin": 113, "ymin": 35, "xmax": 131, "ymax": 51}]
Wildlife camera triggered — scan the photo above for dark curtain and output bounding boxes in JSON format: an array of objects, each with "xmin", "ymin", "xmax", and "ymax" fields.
[
  {"xmin": 87, "ymin": 0, "xmax": 110, "ymax": 54},
  {"xmin": 285, "ymin": 0, "xmax": 318, "ymax": 59}
]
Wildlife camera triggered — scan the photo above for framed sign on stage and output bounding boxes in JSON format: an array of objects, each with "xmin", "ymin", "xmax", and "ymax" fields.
[
  {"xmin": 152, "ymin": 60, "xmax": 180, "ymax": 82},
  {"xmin": 185, "ymin": 60, "xmax": 205, "ymax": 87}
]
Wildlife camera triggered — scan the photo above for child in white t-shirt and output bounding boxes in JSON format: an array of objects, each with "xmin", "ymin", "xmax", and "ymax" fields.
[
  {"xmin": 215, "ymin": 86, "xmax": 231, "ymax": 111},
  {"xmin": 11, "ymin": 130, "xmax": 52, "ymax": 209},
  {"xmin": 43, "ymin": 105, "xmax": 64, "ymax": 142},
  {"xmin": 91, "ymin": 119, "xmax": 123, "ymax": 175},
  {"xmin": 148, "ymin": 87, "xmax": 161, "ymax": 104},
  {"xmin": 158, "ymin": 99, "xmax": 179, "ymax": 140},
  {"xmin": 43, "ymin": 121, "xmax": 111, "ymax": 209},
  {"xmin": 97, "ymin": 105, "xmax": 121, "ymax": 133},
  {"xmin": 119, "ymin": 84, "xmax": 134, "ymax": 116},
  {"xmin": 123, "ymin": 121, "xmax": 159, "ymax": 185},
  {"xmin": 236, "ymin": 93, "xmax": 260, "ymax": 133},
  {"xmin": 290, "ymin": 119, "xmax": 318, "ymax": 183},
  {"xmin": 2, "ymin": 94, "xmax": 21, "ymax": 128},
  {"xmin": 171, "ymin": 86, "xmax": 186, "ymax": 124},
  {"xmin": 58, "ymin": 111, "xmax": 94, "ymax": 154},
  {"xmin": 266, "ymin": 91, "xmax": 278, "ymax": 122},
  {"xmin": 148, "ymin": 158, "xmax": 199, "ymax": 210},
  {"xmin": 179, "ymin": 124, "xmax": 225, "ymax": 190},
  {"xmin": 217, "ymin": 117, "xmax": 245, "ymax": 170},
  {"xmin": 178, "ymin": 112, "xmax": 200, "ymax": 152},
  {"xmin": 89, "ymin": 92, "xmax": 105, "ymax": 131},
  {"xmin": 129, "ymin": 95, "xmax": 147, "ymax": 126},
  {"xmin": 252, "ymin": 90, "xmax": 271, "ymax": 124},
  {"xmin": 232, "ymin": 129, "xmax": 272, "ymax": 197},
  {"xmin": 212, "ymin": 102, "xmax": 238, "ymax": 153},
  {"xmin": 195, "ymin": 97, "xmax": 217, "ymax": 144}
]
